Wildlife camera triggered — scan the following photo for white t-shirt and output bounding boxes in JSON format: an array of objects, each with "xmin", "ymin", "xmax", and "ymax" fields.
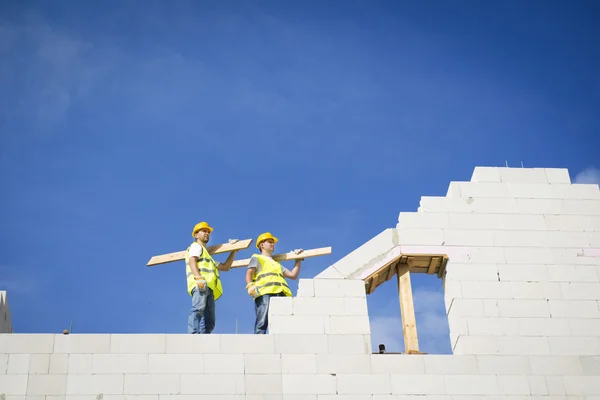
[{"xmin": 188, "ymin": 242, "xmax": 220, "ymax": 267}]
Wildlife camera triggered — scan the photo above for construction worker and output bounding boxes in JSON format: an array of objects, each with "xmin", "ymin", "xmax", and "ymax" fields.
[
  {"xmin": 245, "ymin": 232, "xmax": 303, "ymax": 334},
  {"xmin": 185, "ymin": 221, "xmax": 238, "ymax": 334}
]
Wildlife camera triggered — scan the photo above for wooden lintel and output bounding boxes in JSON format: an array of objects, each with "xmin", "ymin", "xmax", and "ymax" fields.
[
  {"xmin": 397, "ymin": 265, "xmax": 419, "ymax": 354},
  {"xmin": 385, "ymin": 261, "xmax": 397, "ymax": 281},
  {"xmin": 437, "ymin": 256, "xmax": 448, "ymax": 278},
  {"xmin": 147, "ymin": 239, "xmax": 254, "ymax": 266},
  {"xmin": 231, "ymin": 246, "xmax": 332, "ymax": 268}
]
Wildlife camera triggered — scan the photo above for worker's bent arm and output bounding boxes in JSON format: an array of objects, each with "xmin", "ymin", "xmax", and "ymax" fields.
[
  {"xmin": 283, "ymin": 260, "xmax": 301, "ymax": 280},
  {"xmin": 188, "ymin": 256, "xmax": 201, "ymax": 277},
  {"xmin": 245, "ymin": 268, "xmax": 255, "ymax": 285},
  {"xmin": 217, "ymin": 250, "xmax": 237, "ymax": 272}
]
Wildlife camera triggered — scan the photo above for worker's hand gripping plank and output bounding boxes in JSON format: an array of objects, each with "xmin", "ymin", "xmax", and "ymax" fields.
[{"xmin": 146, "ymin": 238, "xmax": 253, "ymax": 266}]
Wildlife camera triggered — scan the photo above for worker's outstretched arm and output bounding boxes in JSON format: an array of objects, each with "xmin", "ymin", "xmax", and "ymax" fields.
[
  {"xmin": 217, "ymin": 250, "xmax": 237, "ymax": 271},
  {"xmin": 283, "ymin": 259, "xmax": 302, "ymax": 280},
  {"xmin": 188, "ymin": 256, "xmax": 201, "ymax": 277}
]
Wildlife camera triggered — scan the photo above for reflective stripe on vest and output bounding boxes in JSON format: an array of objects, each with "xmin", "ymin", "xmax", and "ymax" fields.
[
  {"xmin": 185, "ymin": 243, "xmax": 223, "ymax": 300},
  {"xmin": 252, "ymin": 254, "xmax": 292, "ymax": 297}
]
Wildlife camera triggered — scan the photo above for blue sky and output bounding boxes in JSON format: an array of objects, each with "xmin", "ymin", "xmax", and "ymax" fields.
[{"xmin": 1, "ymin": 0, "xmax": 599, "ymax": 354}]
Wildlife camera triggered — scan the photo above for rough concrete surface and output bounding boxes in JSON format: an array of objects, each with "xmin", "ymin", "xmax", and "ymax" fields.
[{"xmin": 1, "ymin": 166, "xmax": 599, "ymax": 398}]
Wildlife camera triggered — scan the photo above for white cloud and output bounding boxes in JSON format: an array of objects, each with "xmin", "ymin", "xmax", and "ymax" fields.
[{"xmin": 574, "ymin": 167, "xmax": 600, "ymax": 186}]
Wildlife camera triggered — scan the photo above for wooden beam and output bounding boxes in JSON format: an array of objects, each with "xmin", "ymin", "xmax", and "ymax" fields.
[
  {"xmin": 427, "ymin": 257, "xmax": 441, "ymax": 275},
  {"xmin": 397, "ymin": 265, "xmax": 419, "ymax": 354},
  {"xmin": 146, "ymin": 239, "xmax": 253, "ymax": 267},
  {"xmin": 231, "ymin": 246, "xmax": 332, "ymax": 268}
]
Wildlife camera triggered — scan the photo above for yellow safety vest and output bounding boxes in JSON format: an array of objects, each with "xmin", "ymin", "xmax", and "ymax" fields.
[
  {"xmin": 185, "ymin": 243, "xmax": 223, "ymax": 300},
  {"xmin": 251, "ymin": 254, "xmax": 292, "ymax": 297}
]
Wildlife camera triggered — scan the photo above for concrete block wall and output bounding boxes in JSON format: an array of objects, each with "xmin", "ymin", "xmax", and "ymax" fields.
[
  {"xmin": 1, "ymin": 166, "xmax": 600, "ymax": 398},
  {"xmin": 0, "ymin": 291, "xmax": 12, "ymax": 334}
]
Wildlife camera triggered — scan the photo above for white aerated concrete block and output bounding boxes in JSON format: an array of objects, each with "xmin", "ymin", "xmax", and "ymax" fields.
[
  {"xmin": 28, "ymin": 354, "xmax": 49, "ymax": 374},
  {"xmin": 328, "ymin": 334, "xmax": 370, "ymax": 354},
  {"xmin": 498, "ymin": 214, "xmax": 547, "ymax": 230},
  {"xmin": 282, "ymin": 374, "xmax": 336, "ymax": 394},
  {"xmin": 0, "ymin": 353, "xmax": 7, "ymax": 373},
  {"xmin": 0, "ymin": 334, "xmax": 54, "ymax": 353},
  {"xmin": 244, "ymin": 353, "xmax": 281, "ymax": 374},
  {"xmin": 548, "ymin": 337, "xmax": 600, "ymax": 355},
  {"xmin": 281, "ymin": 354, "xmax": 317, "ymax": 373},
  {"xmin": 497, "ymin": 375, "xmax": 531, "ymax": 395},
  {"xmin": 274, "ymin": 334, "xmax": 328, "ymax": 354},
  {"xmin": 466, "ymin": 317, "xmax": 519, "ymax": 336},
  {"xmin": 344, "ymin": 297, "xmax": 368, "ymax": 316},
  {"xmin": 246, "ymin": 373, "xmax": 283, "ymax": 395},
  {"xmin": 325, "ymin": 316, "xmax": 370, "ymax": 335},
  {"xmin": 269, "ymin": 316, "xmax": 325, "ymax": 334},
  {"xmin": 528, "ymin": 355, "xmax": 583, "ymax": 375},
  {"xmin": 0, "ymin": 374, "xmax": 27, "ymax": 394},
  {"xmin": 67, "ymin": 374, "xmax": 125, "ymax": 395},
  {"xmin": 471, "ymin": 166, "xmax": 502, "ymax": 182},
  {"xmin": 476, "ymin": 355, "xmax": 531, "ymax": 374},
  {"xmin": 397, "ymin": 211, "xmax": 450, "ymax": 229},
  {"xmin": 313, "ymin": 279, "xmax": 366, "ymax": 298},
  {"xmin": 561, "ymin": 282, "xmax": 600, "ymax": 300},
  {"xmin": 319, "ymin": 354, "xmax": 371, "ymax": 374},
  {"xmin": 370, "ymin": 354, "xmax": 424, "ymax": 374},
  {"xmin": 165, "ymin": 334, "xmax": 220, "ymax": 353},
  {"xmin": 221, "ymin": 334, "xmax": 275, "ymax": 354},
  {"xmin": 27, "ymin": 375, "xmax": 67, "ymax": 395},
  {"xmin": 563, "ymin": 199, "xmax": 600, "ymax": 215},
  {"xmin": 545, "ymin": 168, "xmax": 571, "ymax": 183},
  {"xmin": 544, "ymin": 214, "xmax": 597, "ymax": 231},
  {"xmin": 397, "ymin": 228, "xmax": 445, "ymax": 245},
  {"xmin": 269, "ymin": 296, "xmax": 293, "ymax": 315},
  {"xmin": 54, "ymin": 334, "xmax": 110, "ymax": 353},
  {"xmin": 459, "ymin": 281, "xmax": 513, "ymax": 299},
  {"xmin": 445, "ymin": 263, "xmax": 500, "ymax": 282},
  {"xmin": 336, "ymin": 373, "xmax": 392, "ymax": 395},
  {"xmin": 511, "ymin": 282, "xmax": 563, "ymax": 299},
  {"xmin": 448, "ymin": 213, "xmax": 499, "ymax": 230},
  {"xmin": 497, "ymin": 336, "xmax": 551, "ymax": 355},
  {"xmin": 569, "ymin": 318, "xmax": 600, "ymax": 336},
  {"xmin": 456, "ymin": 182, "xmax": 509, "ymax": 198},
  {"xmin": 548, "ymin": 265, "xmax": 599, "ymax": 282},
  {"xmin": 179, "ymin": 373, "xmax": 244, "ymax": 395},
  {"xmin": 443, "ymin": 229, "xmax": 494, "ymax": 246},
  {"xmin": 518, "ymin": 198, "xmax": 563, "ymax": 214},
  {"xmin": 293, "ymin": 297, "xmax": 346, "ymax": 316},
  {"xmin": 423, "ymin": 355, "xmax": 478, "ymax": 375},
  {"xmin": 498, "ymin": 167, "xmax": 548, "ymax": 183},
  {"xmin": 517, "ymin": 318, "xmax": 570, "ymax": 336},
  {"xmin": 296, "ymin": 279, "xmax": 315, "ymax": 297},
  {"xmin": 548, "ymin": 300, "xmax": 600, "ymax": 318},
  {"xmin": 390, "ymin": 374, "xmax": 445, "ymax": 395},
  {"xmin": 497, "ymin": 299, "xmax": 551, "ymax": 318},
  {"xmin": 8, "ymin": 353, "xmax": 29, "ymax": 373},
  {"xmin": 203, "ymin": 354, "xmax": 245, "ymax": 373},
  {"xmin": 110, "ymin": 334, "xmax": 166, "ymax": 353},
  {"xmin": 148, "ymin": 353, "xmax": 201, "ymax": 373},
  {"xmin": 581, "ymin": 356, "xmax": 600, "ymax": 374},
  {"xmin": 454, "ymin": 336, "xmax": 499, "ymax": 355},
  {"xmin": 420, "ymin": 197, "xmax": 520, "ymax": 214}
]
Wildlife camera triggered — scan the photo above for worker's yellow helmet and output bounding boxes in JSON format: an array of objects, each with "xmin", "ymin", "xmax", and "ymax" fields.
[
  {"xmin": 192, "ymin": 221, "xmax": 213, "ymax": 237},
  {"xmin": 256, "ymin": 232, "xmax": 278, "ymax": 249}
]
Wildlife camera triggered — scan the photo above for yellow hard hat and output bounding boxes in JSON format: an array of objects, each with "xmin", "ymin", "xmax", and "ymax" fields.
[
  {"xmin": 192, "ymin": 221, "xmax": 213, "ymax": 237},
  {"xmin": 256, "ymin": 232, "xmax": 278, "ymax": 248}
]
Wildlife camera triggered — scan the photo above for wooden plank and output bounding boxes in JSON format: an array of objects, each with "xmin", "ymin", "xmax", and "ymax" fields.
[
  {"xmin": 385, "ymin": 261, "xmax": 397, "ymax": 281},
  {"xmin": 231, "ymin": 246, "xmax": 332, "ymax": 268},
  {"xmin": 427, "ymin": 257, "xmax": 441, "ymax": 275},
  {"xmin": 146, "ymin": 239, "xmax": 253, "ymax": 266},
  {"xmin": 397, "ymin": 265, "xmax": 419, "ymax": 354}
]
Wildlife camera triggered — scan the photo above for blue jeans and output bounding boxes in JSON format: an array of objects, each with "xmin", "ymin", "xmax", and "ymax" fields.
[
  {"xmin": 188, "ymin": 286, "xmax": 216, "ymax": 334},
  {"xmin": 254, "ymin": 292, "xmax": 286, "ymax": 334}
]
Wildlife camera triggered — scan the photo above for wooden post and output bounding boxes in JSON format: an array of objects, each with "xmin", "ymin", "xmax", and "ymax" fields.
[{"xmin": 397, "ymin": 264, "xmax": 420, "ymax": 354}]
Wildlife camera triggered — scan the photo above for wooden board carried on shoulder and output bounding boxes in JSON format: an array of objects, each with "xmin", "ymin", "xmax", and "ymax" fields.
[
  {"xmin": 230, "ymin": 246, "xmax": 332, "ymax": 268},
  {"xmin": 146, "ymin": 239, "xmax": 254, "ymax": 266}
]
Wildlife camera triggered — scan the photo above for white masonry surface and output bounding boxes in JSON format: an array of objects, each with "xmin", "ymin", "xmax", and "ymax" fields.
[{"xmin": 1, "ymin": 166, "xmax": 600, "ymax": 399}]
